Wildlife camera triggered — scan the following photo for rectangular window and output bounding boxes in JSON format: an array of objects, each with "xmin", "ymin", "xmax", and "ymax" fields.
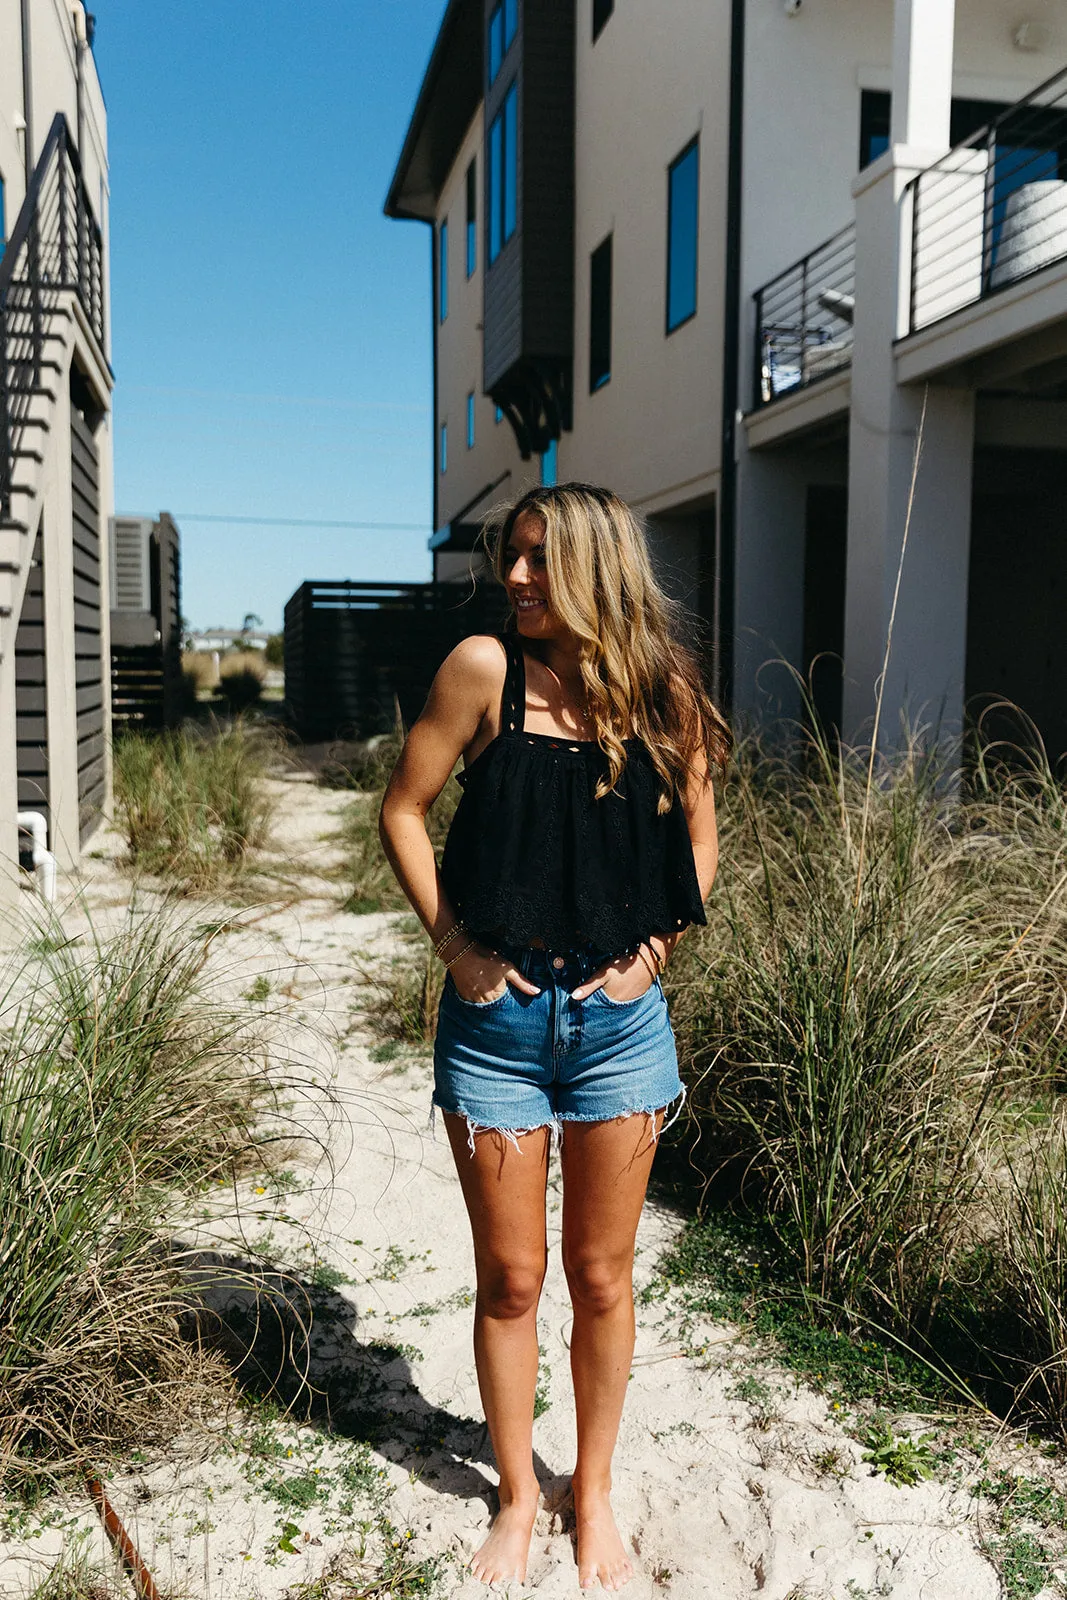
[
  {"xmin": 440, "ymin": 422, "xmax": 448, "ymax": 475},
  {"xmin": 488, "ymin": 4, "xmax": 504, "ymax": 84},
  {"xmin": 495, "ymin": 404, "xmax": 504, "ymax": 423},
  {"xmin": 467, "ymin": 391, "xmax": 475, "ymax": 449},
  {"xmin": 503, "ymin": 82, "xmax": 518, "ymax": 241},
  {"xmin": 541, "ymin": 437, "xmax": 558, "ymax": 487},
  {"xmin": 487, "ymin": 80, "xmax": 519, "ymax": 265},
  {"xmin": 466, "ymin": 158, "xmax": 477, "ymax": 277},
  {"xmin": 439, "ymin": 219, "xmax": 448, "ymax": 322},
  {"xmin": 593, "ymin": 0, "xmax": 614, "ymax": 41},
  {"xmin": 667, "ymin": 137, "xmax": 699, "ymax": 332},
  {"xmin": 504, "ymin": 0, "xmax": 518, "ymax": 49},
  {"xmin": 589, "ymin": 233, "xmax": 612, "ymax": 391}
]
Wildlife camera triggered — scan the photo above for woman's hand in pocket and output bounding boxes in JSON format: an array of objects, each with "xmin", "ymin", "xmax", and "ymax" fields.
[
  {"xmin": 449, "ymin": 945, "xmax": 542, "ymax": 1004},
  {"xmin": 571, "ymin": 947, "xmax": 656, "ymax": 1003}
]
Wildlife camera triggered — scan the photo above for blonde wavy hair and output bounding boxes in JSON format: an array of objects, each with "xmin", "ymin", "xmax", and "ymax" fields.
[{"xmin": 485, "ymin": 483, "xmax": 731, "ymax": 810}]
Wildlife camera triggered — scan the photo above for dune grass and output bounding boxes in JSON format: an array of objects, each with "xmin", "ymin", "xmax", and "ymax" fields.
[
  {"xmin": 112, "ymin": 720, "xmax": 279, "ymax": 891},
  {"xmin": 0, "ymin": 912, "xmax": 280, "ymax": 1490}
]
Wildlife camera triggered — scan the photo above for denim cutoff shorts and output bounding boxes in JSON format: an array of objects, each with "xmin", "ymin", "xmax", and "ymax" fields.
[{"xmin": 432, "ymin": 943, "xmax": 684, "ymax": 1148}]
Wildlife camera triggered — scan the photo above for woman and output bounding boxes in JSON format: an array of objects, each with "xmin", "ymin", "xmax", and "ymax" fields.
[{"xmin": 379, "ymin": 483, "xmax": 728, "ymax": 1590}]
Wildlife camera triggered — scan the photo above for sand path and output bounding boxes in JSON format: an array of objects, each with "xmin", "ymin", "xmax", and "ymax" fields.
[{"xmin": 0, "ymin": 773, "xmax": 1053, "ymax": 1599}]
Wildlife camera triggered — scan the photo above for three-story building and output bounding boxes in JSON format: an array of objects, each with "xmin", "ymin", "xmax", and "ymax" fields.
[{"xmin": 388, "ymin": 0, "xmax": 1067, "ymax": 765}]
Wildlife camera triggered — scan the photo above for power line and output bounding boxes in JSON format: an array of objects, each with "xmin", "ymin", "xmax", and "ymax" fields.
[{"xmin": 173, "ymin": 512, "xmax": 427, "ymax": 531}]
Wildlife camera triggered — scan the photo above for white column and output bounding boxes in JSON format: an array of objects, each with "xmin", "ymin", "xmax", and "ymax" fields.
[
  {"xmin": 842, "ymin": 0, "xmax": 975, "ymax": 753},
  {"xmin": 891, "ymin": 0, "xmax": 956, "ymax": 148}
]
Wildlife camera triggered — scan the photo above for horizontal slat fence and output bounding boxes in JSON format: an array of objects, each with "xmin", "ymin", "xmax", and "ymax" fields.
[{"xmin": 284, "ymin": 580, "xmax": 508, "ymax": 742}]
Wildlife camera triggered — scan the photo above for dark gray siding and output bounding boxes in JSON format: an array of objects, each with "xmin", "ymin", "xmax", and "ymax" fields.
[
  {"xmin": 15, "ymin": 530, "xmax": 48, "ymax": 824},
  {"xmin": 519, "ymin": 0, "xmax": 575, "ymax": 359},
  {"xmin": 71, "ymin": 401, "xmax": 105, "ymax": 842}
]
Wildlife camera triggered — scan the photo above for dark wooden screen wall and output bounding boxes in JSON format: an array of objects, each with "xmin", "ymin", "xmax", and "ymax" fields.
[
  {"xmin": 71, "ymin": 367, "xmax": 106, "ymax": 842},
  {"xmin": 14, "ymin": 531, "xmax": 48, "ymax": 824}
]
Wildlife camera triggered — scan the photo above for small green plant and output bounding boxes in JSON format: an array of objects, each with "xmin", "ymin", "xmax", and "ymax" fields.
[
  {"xmin": 245, "ymin": 975, "xmax": 272, "ymax": 1002},
  {"xmin": 534, "ymin": 1344, "xmax": 552, "ymax": 1419},
  {"xmin": 113, "ymin": 720, "xmax": 279, "ymax": 891},
  {"xmin": 860, "ymin": 1420, "xmax": 937, "ymax": 1487}
]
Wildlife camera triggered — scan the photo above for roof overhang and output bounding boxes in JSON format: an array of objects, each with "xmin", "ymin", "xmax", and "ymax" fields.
[{"xmin": 385, "ymin": 0, "xmax": 483, "ymax": 222}]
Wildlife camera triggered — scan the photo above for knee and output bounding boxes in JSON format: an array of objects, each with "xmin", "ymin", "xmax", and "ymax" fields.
[
  {"xmin": 477, "ymin": 1256, "xmax": 545, "ymax": 1320},
  {"xmin": 563, "ymin": 1251, "xmax": 631, "ymax": 1315}
]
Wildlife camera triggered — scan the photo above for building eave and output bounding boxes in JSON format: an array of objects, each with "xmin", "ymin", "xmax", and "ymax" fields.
[{"xmin": 384, "ymin": 0, "xmax": 483, "ymax": 223}]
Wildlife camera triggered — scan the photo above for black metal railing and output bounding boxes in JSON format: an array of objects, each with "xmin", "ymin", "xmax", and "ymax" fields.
[
  {"xmin": 907, "ymin": 63, "xmax": 1067, "ymax": 335},
  {"xmin": 752, "ymin": 222, "xmax": 856, "ymax": 409},
  {"xmin": 0, "ymin": 114, "xmax": 105, "ymax": 521}
]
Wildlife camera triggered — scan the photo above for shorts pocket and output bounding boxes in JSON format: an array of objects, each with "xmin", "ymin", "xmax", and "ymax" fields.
[
  {"xmin": 444, "ymin": 972, "xmax": 513, "ymax": 1011},
  {"xmin": 589, "ymin": 976, "xmax": 661, "ymax": 1009}
]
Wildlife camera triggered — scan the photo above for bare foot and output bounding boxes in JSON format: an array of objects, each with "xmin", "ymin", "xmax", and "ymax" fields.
[
  {"xmin": 469, "ymin": 1492, "xmax": 540, "ymax": 1586},
  {"xmin": 574, "ymin": 1484, "xmax": 634, "ymax": 1591}
]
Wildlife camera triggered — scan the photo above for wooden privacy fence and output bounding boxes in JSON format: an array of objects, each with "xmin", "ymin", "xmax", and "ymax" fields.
[{"xmin": 284, "ymin": 579, "xmax": 507, "ymax": 742}]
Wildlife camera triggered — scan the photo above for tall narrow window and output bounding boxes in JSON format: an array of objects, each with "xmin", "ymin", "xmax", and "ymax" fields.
[
  {"xmin": 488, "ymin": 4, "xmax": 504, "ymax": 83},
  {"xmin": 0, "ymin": 172, "xmax": 6, "ymax": 255},
  {"xmin": 467, "ymin": 391, "xmax": 476, "ymax": 449},
  {"xmin": 487, "ymin": 81, "xmax": 519, "ymax": 265},
  {"xmin": 593, "ymin": 0, "xmax": 614, "ymax": 41},
  {"xmin": 589, "ymin": 233, "xmax": 612, "ymax": 391},
  {"xmin": 541, "ymin": 437, "xmax": 558, "ymax": 487},
  {"xmin": 495, "ymin": 404, "xmax": 504, "ymax": 424},
  {"xmin": 440, "ymin": 422, "xmax": 448, "ymax": 475},
  {"xmin": 466, "ymin": 158, "xmax": 477, "ymax": 277},
  {"xmin": 667, "ymin": 137, "xmax": 699, "ymax": 332},
  {"xmin": 439, "ymin": 219, "xmax": 448, "ymax": 323},
  {"xmin": 504, "ymin": 0, "xmax": 518, "ymax": 49}
]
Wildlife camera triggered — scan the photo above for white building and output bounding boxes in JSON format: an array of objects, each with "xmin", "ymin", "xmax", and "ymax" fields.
[
  {"xmin": 0, "ymin": 0, "xmax": 113, "ymax": 906},
  {"xmin": 388, "ymin": 0, "xmax": 1067, "ymax": 763}
]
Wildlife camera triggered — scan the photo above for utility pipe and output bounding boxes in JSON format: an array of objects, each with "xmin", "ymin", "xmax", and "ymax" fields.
[{"xmin": 17, "ymin": 811, "xmax": 56, "ymax": 903}]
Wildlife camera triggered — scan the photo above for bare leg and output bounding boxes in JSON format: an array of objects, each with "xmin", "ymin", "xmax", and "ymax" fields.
[
  {"xmin": 560, "ymin": 1113, "xmax": 662, "ymax": 1591},
  {"xmin": 443, "ymin": 1114, "xmax": 551, "ymax": 1585}
]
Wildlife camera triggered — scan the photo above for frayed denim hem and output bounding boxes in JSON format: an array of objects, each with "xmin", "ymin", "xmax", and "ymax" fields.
[
  {"xmin": 428, "ymin": 1086, "xmax": 685, "ymax": 1155},
  {"xmin": 429, "ymin": 1098, "xmax": 563, "ymax": 1156},
  {"xmin": 555, "ymin": 1084, "xmax": 686, "ymax": 1143}
]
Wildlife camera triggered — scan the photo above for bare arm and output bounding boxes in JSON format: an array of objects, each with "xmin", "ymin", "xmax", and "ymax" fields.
[{"xmin": 378, "ymin": 636, "xmax": 540, "ymax": 999}]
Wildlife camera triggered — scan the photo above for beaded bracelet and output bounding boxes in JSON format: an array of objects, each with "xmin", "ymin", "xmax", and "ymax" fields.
[
  {"xmin": 443, "ymin": 937, "xmax": 476, "ymax": 970},
  {"xmin": 433, "ymin": 921, "xmax": 466, "ymax": 958}
]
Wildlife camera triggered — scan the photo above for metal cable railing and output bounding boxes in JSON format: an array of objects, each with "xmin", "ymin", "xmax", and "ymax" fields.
[
  {"xmin": 0, "ymin": 114, "xmax": 105, "ymax": 521},
  {"xmin": 907, "ymin": 63, "xmax": 1067, "ymax": 334},
  {"xmin": 752, "ymin": 222, "xmax": 856, "ymax": 409}
]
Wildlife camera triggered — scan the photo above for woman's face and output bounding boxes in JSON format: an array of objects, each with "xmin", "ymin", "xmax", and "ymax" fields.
[{"xmin": 504, "ymin": 511, "xmax": 558, "ymax": 638}]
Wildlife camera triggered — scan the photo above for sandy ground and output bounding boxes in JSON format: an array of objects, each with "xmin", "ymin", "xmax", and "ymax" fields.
[{"xmin": 1, "ymin": 773, "xmax": 1062, "ymax": 1598}]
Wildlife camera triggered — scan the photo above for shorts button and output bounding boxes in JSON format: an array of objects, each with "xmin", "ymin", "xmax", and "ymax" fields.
[{"xmin": 552, "ymin": 956, "xmax": 565, "ymax": 970}]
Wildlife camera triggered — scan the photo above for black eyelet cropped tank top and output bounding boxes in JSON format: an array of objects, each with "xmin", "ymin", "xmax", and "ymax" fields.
[{"xmin": 439, "ymin": 633, "xmax": 707, "ymax": 953}]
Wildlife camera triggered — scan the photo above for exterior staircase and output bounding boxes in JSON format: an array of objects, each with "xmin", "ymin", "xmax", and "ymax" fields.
[{"xmin": 0, "ymin": 113, "xmax": 106, "ymax": 667}]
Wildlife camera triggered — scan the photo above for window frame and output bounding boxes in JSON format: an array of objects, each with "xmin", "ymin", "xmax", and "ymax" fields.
[
  {"xmin": 666, "ymin": 135, "xmax": 699, "ymax": 335},
  {"xmin": 487, "ymin": 79, "xmax": 519, "ymax": 266},
  {"xmin": 589, "ymin": 232, "xmax": 613, "ymax": 393},
  {"xmin": 439, "ymin": 218, "xmax": 448, "ymax": 323},
  {"xmin": 592, "ymin": 0, "xmax": 614, "ymax": 42},
  {"xmin": 465, "ymin": 158, "xmax": 477, "ymax": 278}
]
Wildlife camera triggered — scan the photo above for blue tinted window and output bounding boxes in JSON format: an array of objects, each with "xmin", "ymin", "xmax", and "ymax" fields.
[
  {"xmin": 467, "ymin": 392, "xmax": 475, "ymax": 449},
  {"xmin": 495, "ymin": 405, "xmax": 503, "ymax": 423},
  {"xmin": 541, "ymin": 438, "xmax": 558, "ymax": 487},
  {"xmin": 667, "ymin": 139, "xmax": 699, "ymax": 332},
  {"xmin": 488, "ymin": 115, "xmax": 503, "ymax": 262},
  {"xmin": 503, "ymin": 84, "xmax": 518, "ymax": 243},
  {"xmin": 488, "ymin": 5, "xmax": 503, "ymax": 84},
  {"xmin": 589, "ymin": 234, "xmax": 612, "ymax": 390},
  {"xmin": 440, "ymin": 423, "xmax": 448, "ymax": 474},
  {"xmin": 504, "ymin": 0, "xmax": 518, "ymax": 48},
  {"xmin": 488, "ymin": 82, "xmax": 518, "ymax": 264},
  {"xmin": 439, "ymin": 220, "xmax": 448, "ymax": 322},
  {"xmin": 466, "ymin": 159, "xmax": 476, "ymax": 277}
]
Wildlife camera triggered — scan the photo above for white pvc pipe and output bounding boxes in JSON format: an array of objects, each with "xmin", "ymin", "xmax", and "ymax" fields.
[{"xmin": 17, "ymin": 811, "xmax": 57, "ymax": 903}]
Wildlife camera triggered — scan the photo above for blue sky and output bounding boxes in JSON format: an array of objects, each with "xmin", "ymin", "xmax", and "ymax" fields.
[{"xmin": 94, "ymin": 1, "xmax": 447, "ymax": 630}]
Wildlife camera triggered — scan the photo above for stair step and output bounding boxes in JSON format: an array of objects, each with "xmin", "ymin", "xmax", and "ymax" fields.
[
  {"xmin": 0, "ymin": 520, "xmax": 29, "ymax": 534},
  {"xmin": 11, "ymin": 449, "xmax": 44, "ymax": 463}
]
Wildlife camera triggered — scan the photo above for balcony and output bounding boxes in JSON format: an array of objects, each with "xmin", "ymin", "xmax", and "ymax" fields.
[{"xmin": 752, "ymin": 223, "xmax": 856, "ymax": 411}]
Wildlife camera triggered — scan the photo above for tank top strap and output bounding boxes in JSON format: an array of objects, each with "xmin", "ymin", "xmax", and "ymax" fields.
[{"xmin": 499, "ymin": 632, "xmax": 526, "ymax": 736}]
